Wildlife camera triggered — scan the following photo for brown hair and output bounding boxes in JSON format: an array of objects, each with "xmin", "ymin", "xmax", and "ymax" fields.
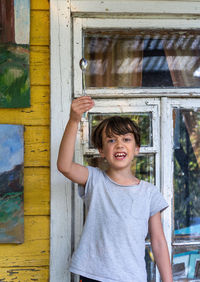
[{"xmin": 92, "ymin": 116, "xmax": 141, "ymax": 149}]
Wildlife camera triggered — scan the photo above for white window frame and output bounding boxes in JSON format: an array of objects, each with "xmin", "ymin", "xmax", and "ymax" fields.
[
  {"xmin": 162, "ymin": 98, "xmax": 200, "ymax": 246},
  {"xmin": 73, "ymin": 17, "xmax": 200, "ymax": 98},
  {"xmin": 50, "ymin": 1, "xmax": 200, "ymax": 281}
]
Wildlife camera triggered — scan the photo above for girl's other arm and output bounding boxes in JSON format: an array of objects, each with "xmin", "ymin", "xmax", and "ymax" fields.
[
  {"xmin": 57, "ymin": 96, "xmax": 94, "ymax": 186},
  {"xmin": 149, "ymin": 212, "xmax": 173, "ymax": 282}
]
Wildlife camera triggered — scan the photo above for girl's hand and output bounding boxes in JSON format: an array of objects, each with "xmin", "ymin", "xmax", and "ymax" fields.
[{"xmin": 70, "ymin": 96, "xmax": 94, "ymax": 122}]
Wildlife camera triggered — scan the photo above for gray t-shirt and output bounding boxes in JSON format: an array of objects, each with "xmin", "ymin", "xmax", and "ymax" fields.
[{"xmin": 69, "ymin": 166, "xmax": 168, "ymax": 282}]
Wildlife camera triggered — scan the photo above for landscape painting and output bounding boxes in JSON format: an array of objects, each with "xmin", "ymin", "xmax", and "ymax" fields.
[
  {"xmin": 0, "ymin": 0, "xmax": 30, "ymax": 108},
  {"xmin": 0, "ymin": 125, "xmax": 24, "ymax": 243}
]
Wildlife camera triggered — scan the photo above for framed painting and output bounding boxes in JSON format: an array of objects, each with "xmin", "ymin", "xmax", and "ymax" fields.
[
  {"xmin": 0, "ymin": 124, "xmax": 24, "ymax": 243},
  {"xmin": 0, "ymin": 0, "xmax": 30, "ymax": 108}
]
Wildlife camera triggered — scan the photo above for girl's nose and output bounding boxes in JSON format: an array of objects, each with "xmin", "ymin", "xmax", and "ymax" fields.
[{"xmin": 116, "ymin": 139, "xmax": 123, "ymax": 148}]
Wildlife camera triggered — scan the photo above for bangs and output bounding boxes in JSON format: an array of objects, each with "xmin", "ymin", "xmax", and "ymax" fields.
[
  {"xmin": 92, "ymin": 116, "xmax": 141, "ymax": 149},
  {"xmin": 105, "ymin": 118, "xmax": 134, "ymax": 137}
]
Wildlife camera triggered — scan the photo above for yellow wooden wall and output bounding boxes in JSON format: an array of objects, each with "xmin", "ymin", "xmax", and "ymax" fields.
[{"xmin": 0, "ymin": 0, "xmax": 50, "ymax": 281}]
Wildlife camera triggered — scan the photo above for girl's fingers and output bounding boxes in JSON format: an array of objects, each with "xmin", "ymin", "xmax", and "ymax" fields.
[
  {"xmin": 71, "ymin": 98, "xmax": 94, "ymax": 118},
  {"xmin": 73, "ymin": 104, "xmax": 93, "ymax": 114},
  {"xmin": 70, "ymin": 97, "xmax": 94, "ymax": 122},
  {"xmin": 72, "ymin": 97, "xmax": 94, "ymax": 110},
  {"xmin": 73, "ymin": 96, "xmax": 93, "ymax": 104}
]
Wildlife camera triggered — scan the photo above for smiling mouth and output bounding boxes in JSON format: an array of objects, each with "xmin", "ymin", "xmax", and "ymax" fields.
[{"xmin": 114, "ymin": 152, "xmax": 127, "ymax": 159}]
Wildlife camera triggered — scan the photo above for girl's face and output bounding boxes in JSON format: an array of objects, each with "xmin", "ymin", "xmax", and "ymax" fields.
[{"xmin": 98, "ymin": 129, "xmax": 140, "ymax": 171}]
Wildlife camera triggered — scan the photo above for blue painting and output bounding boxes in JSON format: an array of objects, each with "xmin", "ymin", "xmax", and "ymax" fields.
[{"xmin": 0, "ymin": 125, "xmax": 24, "ymax": 243}]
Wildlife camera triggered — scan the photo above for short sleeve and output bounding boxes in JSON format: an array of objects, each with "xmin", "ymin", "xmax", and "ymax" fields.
[
  {"xmin": 150, "ymin": 186, "xmax": 168, "ymax": 217},
  {"xmin": 78, "ymin": 166, "xmax": 101, "ymax": 200}
]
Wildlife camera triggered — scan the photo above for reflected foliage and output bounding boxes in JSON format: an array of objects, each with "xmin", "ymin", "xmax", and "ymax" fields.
[{"xmin": 174, "ymin": 109, "xmax": 200, "ymax": 238}]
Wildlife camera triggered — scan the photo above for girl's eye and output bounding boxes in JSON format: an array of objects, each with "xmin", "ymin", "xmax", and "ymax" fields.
[
  {"xmin": 124, "ymin": 138, "xmax": 131, "ymax": 142},
  {"xmin": 108, "ymin": 139, "xmax": 115, "ymax": 143}
]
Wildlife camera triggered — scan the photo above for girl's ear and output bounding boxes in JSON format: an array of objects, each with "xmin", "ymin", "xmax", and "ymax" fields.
[
  {"xmin": 135, "ymin": 146, "xmax": 140, "ymax": 155},
  {"xmin": 98, "ymin": 148, "xmax": 105, "ymax": 158}
]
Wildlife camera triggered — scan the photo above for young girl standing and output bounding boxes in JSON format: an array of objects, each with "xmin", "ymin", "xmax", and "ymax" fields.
[{"xmin": 57, "ymin": 96, "xmax": 173, "ymax": 282}]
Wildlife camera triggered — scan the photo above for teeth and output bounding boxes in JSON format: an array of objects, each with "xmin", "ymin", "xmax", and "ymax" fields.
[{"xmin": 115, "ymin": 153, "xmax": 126, "ymax": 157}]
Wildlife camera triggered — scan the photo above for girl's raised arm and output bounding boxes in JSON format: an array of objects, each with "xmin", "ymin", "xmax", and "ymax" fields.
[{"xmin": 57, "ymin": 96, "xmax": 94, "ymax": 186}]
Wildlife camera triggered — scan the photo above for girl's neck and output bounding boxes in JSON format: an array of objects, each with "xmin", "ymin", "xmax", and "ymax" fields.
[{"xmin": 106, "ymin": 168, "xmax": 140, "ymax": 186}]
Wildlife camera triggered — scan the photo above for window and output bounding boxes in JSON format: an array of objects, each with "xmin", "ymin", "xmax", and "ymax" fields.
[{"xmin": 84, "ymin": 30, "xmax": 200, "ymax": 88}]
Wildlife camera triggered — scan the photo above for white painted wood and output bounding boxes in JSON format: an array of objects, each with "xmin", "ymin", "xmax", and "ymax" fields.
[
  {"xmin": 50, "ymin": 0, "xmax": 72, "ymax": 281},
  {"xmin": 73, "ymin": 18, "xmax": 83, "ymax": 96},
  {"xmin": 73, "ymin": 20, "xmax": 86, "ymax": 270},
  {"xmin": 84, "ymin": 88, "xmax": 200, "ymax": 97},
  {"xmin": 167, "ymin": 98, "xmax": 200, "ymax": 109},
  {"xmin": 74, "ymin": 126, "xmax": 84, "ymax": 248},
  {"xmin": 160, "ymin": 98, "xmax": 173, "ymax": 262},
  {"xmin": 71, "ymin": 1, "xmax": 200, "ymax": 15},
  {"xmin": 73, "ymin": 126, "xmax": 84, "ymax": 282}
]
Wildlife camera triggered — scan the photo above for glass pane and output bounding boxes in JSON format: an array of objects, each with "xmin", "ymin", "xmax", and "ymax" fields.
[
  {"xmin": 89, "ymin": 112, "xmax": 152, "ymax": 148},
  {"xmin": 173, "ymin": 109, "xmax": 200, "ymax": 242},
  {"xmin": 145, "ymin": 245, "xmax": 156, "ymax": 282},
  {"xmin": 84, "ymin": 154, "xmax": 155, "ymax": 184},
  {"xmin": 172, "ymin": 246, "xmax": 200, "ymax": 280},
  {"xmin": 84, "ymin": 30, "xmax": 200, "ymax": 88}
]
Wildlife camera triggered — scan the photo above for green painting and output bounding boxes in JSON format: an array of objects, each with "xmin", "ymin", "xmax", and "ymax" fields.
[{"xmin": 0, "ymin": 0, "xmax": 30, "ymax": 108}]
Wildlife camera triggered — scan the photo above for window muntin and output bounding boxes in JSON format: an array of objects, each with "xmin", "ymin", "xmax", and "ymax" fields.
[{"xmin": 84, "ymin": 30, "xmax": 200, "ymax": 89}]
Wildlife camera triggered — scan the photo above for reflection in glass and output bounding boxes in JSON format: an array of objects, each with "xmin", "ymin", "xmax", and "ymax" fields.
[
  {"xmin": 145, "ymin": 245, "xmax": 156, "ymax": 282},
  {"xmin": 84, "ymin": 30, "xmax": 200, "ymax": 88},
  {"xmin": 89, "ymin": 112, "xmax": 152, "ymax": 148},
  {"xmin": 84, "ymin": 154, "xmax": 155, "ymax": 184},
  {"xmin": 172, "ymin": 246, "xmax": 200, "ymax": 280},
  {"xmin": 173, "ymin": 109, "xmax": 200, "ymax": 241}
]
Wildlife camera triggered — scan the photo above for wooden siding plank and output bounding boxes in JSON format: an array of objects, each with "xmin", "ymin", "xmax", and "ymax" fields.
[
  {"xmin": 0, "ymin": 104, "xmax": 49, "ymax": 125},
  {"xmin": 0, "ymin": 216, "xmax": 49, "ymax": 267},
  {"xmin": 31, "ymin": 10, "xmax": 49, "ymax": 46},
  {"xmin": 24, "ymin": 168, "xmax": 50, "ymax": 216},
  {"xmin": 30, "ymin": 46, "xmax": 50, "ymax": 86},
  {"xmin": 31, "ymin": 0, "xmax": 49, "ymax": 11},
  {"xmin": 0, "ymin": 266, "xmax": 49, "ymax": 282},
  {"xmin": 24, "ymin": 126, "xmax": 50, "ymax": 167},
  {"xmin": 31, "ymin": 85, "xmax": 50, "ymax": 103},
  {"xmin": 0, "ymin": 87, "xmax": 49, "ymax": 125}
]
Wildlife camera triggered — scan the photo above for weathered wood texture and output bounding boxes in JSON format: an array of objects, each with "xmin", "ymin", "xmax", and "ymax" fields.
[
  {"xmin": 0, "ymin": 266, "xmax": 49, "ymax": 282},
  {"xmin": 0, "ymin": 216, "xmax": 49, "ymax": 267},
  {"xmin": 0, "ymin": 1, "xmax": 50, "ymax": 281}
]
